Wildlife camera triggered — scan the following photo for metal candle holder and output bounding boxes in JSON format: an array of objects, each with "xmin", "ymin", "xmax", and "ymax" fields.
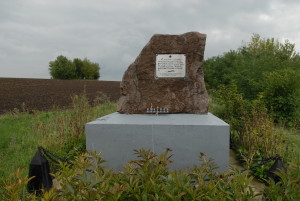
[{"xmin": 146, "ymin": 106, "xmax": 169, "ymax": 114}]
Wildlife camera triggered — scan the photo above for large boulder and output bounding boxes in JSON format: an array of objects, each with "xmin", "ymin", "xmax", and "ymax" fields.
[{"xmin": 117, "ymin": 32, "xmax": 209, "ymax": 114}]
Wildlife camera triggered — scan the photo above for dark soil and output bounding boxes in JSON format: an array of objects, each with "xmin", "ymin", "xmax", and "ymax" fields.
[{"xmin": 0, "ymin": 78, "xmax": 120, "ymax": 114}]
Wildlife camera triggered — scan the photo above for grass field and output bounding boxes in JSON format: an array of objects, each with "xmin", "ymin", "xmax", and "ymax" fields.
[
  {"xmin": 0, "ymin": 101, "xmax": 117, "ymax": 178},
  {"xmin": 0, "ymin": 113, "xmax": 37, "ymax": 177},
  {"xmin": 1, "ymin": 99, "xmax": 299, "ymax": 200},
  {"xmin": 1, "ymin": 100, "xmax": 299, "ymax": 179}
]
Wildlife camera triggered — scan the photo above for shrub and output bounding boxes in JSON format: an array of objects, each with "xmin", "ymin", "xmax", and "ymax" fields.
[
  {"xmin": 1, "ymin": 149, "xmax": 259, "ymax": 200},
  {"xmin": 0, "ymin": 168, "xmax": 35, "ymax": 200},
  {"xmin": 260, "ymin": 67, "xmax": 300, "ymax": 126},
  {"xmin": 211, "ymin": 84, "xmax": 250, "ymax": 133}
]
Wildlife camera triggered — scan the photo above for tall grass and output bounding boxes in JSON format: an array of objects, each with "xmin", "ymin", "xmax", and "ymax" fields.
[
  {"xmin": 209, "ymin": 86, "xmax": 299, "ymax": 181},
  {"xmin": 34, "ymin": 94, "xmax": 91, "ymax": 149},
  {"xmin": 234, "ymin": 107, "xmax": 297, "ymax": 162},
  {"xmin": 35, "ymin": 94, "xmax": 117, "ymax": 159},
  {"xmin": 0, "ymin": 94, "xmax": 116, "ymax": 178}
]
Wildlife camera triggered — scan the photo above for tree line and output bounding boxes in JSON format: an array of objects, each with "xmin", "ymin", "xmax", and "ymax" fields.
[
  {"xmin": 49, "ymin": 55, "xmax": 100, "ymax": 80},
  {"xmin": 204, "ymin": 34, "xmax": 300, "ymax": 125}
]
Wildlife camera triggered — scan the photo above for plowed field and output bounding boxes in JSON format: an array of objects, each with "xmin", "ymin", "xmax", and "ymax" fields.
[{"xmin": 0, "ymin": 78, "xmax": 120, "ymax": 114}]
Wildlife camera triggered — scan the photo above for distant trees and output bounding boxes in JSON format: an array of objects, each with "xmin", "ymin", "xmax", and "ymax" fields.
[
  {"xmin": 49, "ymin": 55, "xmax": 100, "ymax": 80},
  {"xmin": 204, "ymin": 34, "xmax": 300, "ymax": 125},
  {"xmin": 205, "ymin": 34, "xmax": 300, "ymax": 99}
]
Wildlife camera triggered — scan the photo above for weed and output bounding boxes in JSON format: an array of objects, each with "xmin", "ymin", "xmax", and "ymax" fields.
[{"xmin": 33, "ymin": 93, "xmax": 116, "ymax": 159}]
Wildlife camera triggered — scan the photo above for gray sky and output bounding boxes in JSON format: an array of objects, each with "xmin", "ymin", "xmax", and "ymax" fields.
[{"xmin": 1, "ymin": 0, "xmax": 300, "ymax": 81}]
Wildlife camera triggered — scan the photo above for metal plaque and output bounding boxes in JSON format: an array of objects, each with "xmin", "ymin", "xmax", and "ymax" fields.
[{"xmin": 155, "ymin": 54, "xmax": 186, "ymax": 78}]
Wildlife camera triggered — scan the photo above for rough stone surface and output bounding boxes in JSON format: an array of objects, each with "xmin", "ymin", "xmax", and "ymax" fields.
[{"xmin": 117, "ymin": 32, "xmax": 209, "ymax": 114}]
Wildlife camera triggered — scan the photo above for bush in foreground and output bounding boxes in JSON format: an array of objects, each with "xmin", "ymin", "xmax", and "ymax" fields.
[
  {"xmin": 1, "ymin": 149, "xmax": 258, "ymax": 200},
  {"xmin": 2, "ymin": 149, "xmax": 299, "ymax": 200}
]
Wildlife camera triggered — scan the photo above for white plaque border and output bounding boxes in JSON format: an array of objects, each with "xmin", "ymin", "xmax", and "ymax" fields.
[{"xmin": 155, "ymin": 54, "xmax": 187, "ymax": 79}]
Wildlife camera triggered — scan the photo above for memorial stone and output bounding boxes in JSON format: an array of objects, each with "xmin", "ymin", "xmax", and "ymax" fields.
[
  {"xmin": 86, "ymin": 32, "xmax": 230, "ymax": 172},
  {"xmin": 117, "ymin": 32, "xmax": 209, "ymax": 114}
]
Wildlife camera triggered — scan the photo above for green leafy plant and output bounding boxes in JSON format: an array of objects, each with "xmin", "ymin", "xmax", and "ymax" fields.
[
  {"xmin": 260, "ymin": 67, "xmax": 300, "ymax": 126},
  {"xmin": 0, "ymin": 168, "xmax": 36, "ymax": 200},
  {"xmin": 205, "ymin": 34, "xmax": 300, "ymax": 99},
  {"xmin": 1, "ymin": 149, "xmax": 262, "ymax": 200},
  {"xmin": 205, "ymin": 34, "xmax": 300, "ymax": 125},
  {"xmin": 263, "ymin": 162, "xmax": 300, "ymax": 200},
  {"xmin": 212, "ymin": 84, "xmax": 250, "ymax": 133}
]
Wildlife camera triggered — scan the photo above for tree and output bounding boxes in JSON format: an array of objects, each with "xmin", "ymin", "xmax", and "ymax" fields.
[
  {"xmin": 204, "ymin": 34, "xmax": 300, "ymax": 124},
  {"xmin": 81, "ymin": 58, "xmax": 100, "ymax": 80},
  {"xmin": 260, "ymin": 68, "xmax": 300, "ymax": 124},
  {"xmin": 73, "ymin": 58, "xmax": 85, "ymax": 79},
  {"xmin": 204, "ymin": 34, "xmax": 300, "ymax": 99},
  {"xmin": 204, "ymin": 50, "xmax": 239, "ymax": 89},
  {"xmin": 49, "ymin": 56, "xmax": 100, "ymax": 80},
  {"xmin": 49, "ymin": 55, "xmax": 76, "ymax": 80}
]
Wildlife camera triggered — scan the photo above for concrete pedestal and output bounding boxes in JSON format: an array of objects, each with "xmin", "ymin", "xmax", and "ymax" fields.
[{"xmin": 86, "ymin": 112, "xmax": 230, "ymax": 172}]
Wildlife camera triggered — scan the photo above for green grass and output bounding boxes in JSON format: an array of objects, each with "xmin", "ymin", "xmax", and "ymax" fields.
[
  {"xmin": 1, "ymin": 95, "xmax": 299, "ymax": 200},
  {"xmin": 0, "ymin": 101, "xmax": 117, "ymax": 178},
  {"xmin": 275, "ymin": 127, "xmax": 300, "ymax": 160},
  {"xmin": 0, "ymin": 113, "xmax": 38, "ymax": 178}
]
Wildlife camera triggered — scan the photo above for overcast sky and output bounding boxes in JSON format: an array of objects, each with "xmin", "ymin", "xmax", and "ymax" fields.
[{"xmin": 1, "ymin": 0, "xmax": 300, "ymax": 81}]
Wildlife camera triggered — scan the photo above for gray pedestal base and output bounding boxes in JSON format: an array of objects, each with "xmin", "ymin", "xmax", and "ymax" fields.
[{"xmin": 86, "ymin": 112, "xmax": 230, "ymax": 172}]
